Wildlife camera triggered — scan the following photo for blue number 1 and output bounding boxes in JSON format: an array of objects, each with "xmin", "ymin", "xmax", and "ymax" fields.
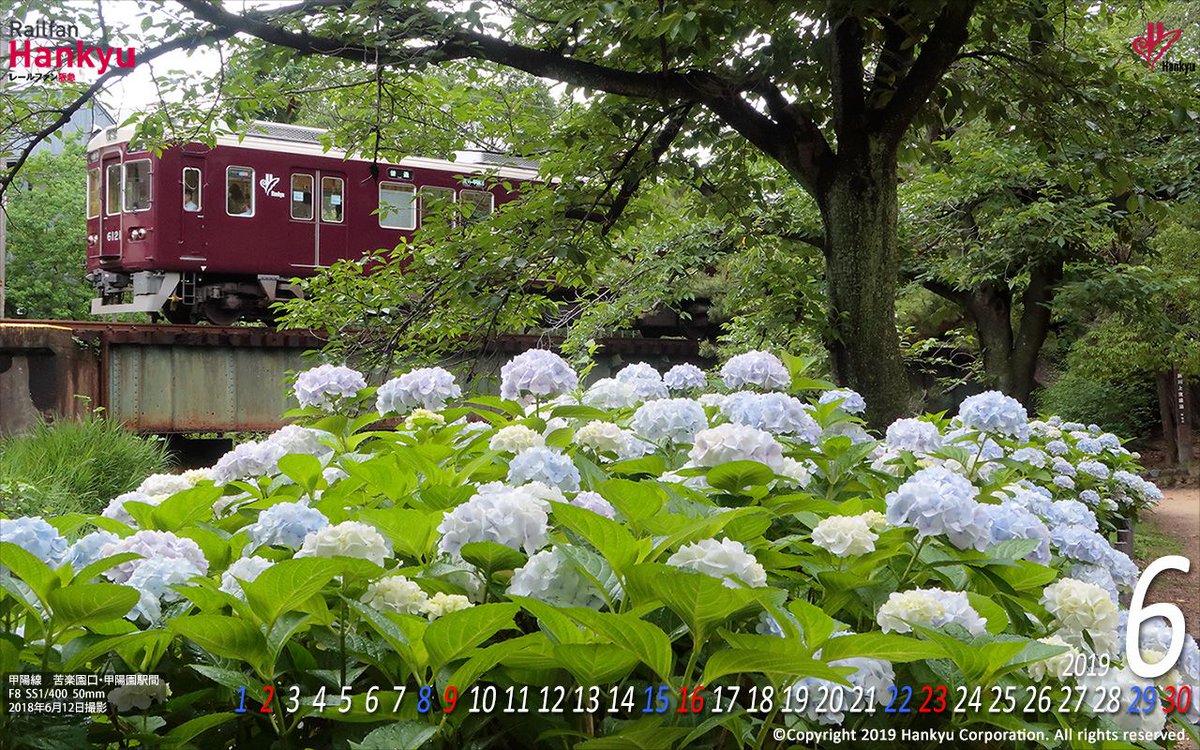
[{"xmin": 235, "ymin": 686, "xmax": 247, "ymax": 714}]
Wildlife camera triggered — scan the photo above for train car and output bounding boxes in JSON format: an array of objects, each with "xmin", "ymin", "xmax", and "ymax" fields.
[{"xmin": 85, "ymin": 121, "xmax": 538, "ymax": 324}]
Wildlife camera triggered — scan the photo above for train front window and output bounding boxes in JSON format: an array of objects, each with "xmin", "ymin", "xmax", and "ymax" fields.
[
  {"xmin": 291, "ymin": 174, "xmax": 313, "ymax": 220},
  {"xmin": 419, "ymin": 185, "xmax": 455, "ymax": 225},
  {"xmin": 105, "ymin": 163, "xmax": 121, "ymax": 215},
  {"xmin": 321, "ymin": 177, "xmax": 344, "ymax": 223},
  {"xmin": 87, "ymin": 167, "xmax": 100, "ymax": 219},
  {"xmin": 459, "ymin": 189, "xmax": 494, "ymax": 223},
  {"xmin": 183, "ymin": 168, "xmax": 201, "ymax": 212},
  {"xmin": 227, "ymin": 166, "xmax": 254, "ymax": 217},
  {"xmin": 378, "ymin": 182, "xmax": 416, "ymax": 229},
  {"xmin": 123, "ymin": 160, "xmax": 151, "ymax": 212}
]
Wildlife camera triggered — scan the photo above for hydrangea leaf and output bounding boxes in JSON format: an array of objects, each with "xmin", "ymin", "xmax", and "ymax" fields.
[
  {"xmin": 705, "ymin": 461, "xmax": 776, "ymax": 492},
  {"xmin": 459, "ymin": 541, "xmax": 528, "ymax": 576},
  {"xmin": 149, "ymin": 486, "xmax": 222, "ymax": 532},
  {"xmin": 0, "ymin": 542, "xmax": 58, "ymax": 604},
  {"xmin": 818, "ymin": 633, "xmax": 946, "ymax": 663},
  {"xmin": 550, "ymin": 501, "xmax": 637, "ymax": 575},
  {"xmin": 277, "ymin": 454, "xmax": 324, "ymax": 494},
  {"xmin": 561, "ymin": 608, "xmax": 674, "ymax": 683},
  {"xmin": 47, "ymin": 583, "xmax": 138, "ymax": 627},
  {"xmin": 171, "ymin": 615, "xmax": 268, "ymax": 672},
  {"xmin": 240, "ymin": 557, "xmax": 340, "ymax": 625},
  {"xmin": 552, "ymin": 643, "xmax": 639, "ymax": 685},
  {"xmin": 424, "ymin": 602, "xmax": 520, "ymax": 672},
  {"xmin": 349, "ymin": 722, "xmax": 438, "ymax": 750},
  {"xmin": 700, "ymin": 647, "xmax": 849, "ymax": 685}
]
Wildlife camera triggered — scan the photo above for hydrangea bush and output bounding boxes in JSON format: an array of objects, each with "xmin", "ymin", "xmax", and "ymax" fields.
[{"xmin": 0, "ymin": 350, "xmax": 1194, "ymax": 749}]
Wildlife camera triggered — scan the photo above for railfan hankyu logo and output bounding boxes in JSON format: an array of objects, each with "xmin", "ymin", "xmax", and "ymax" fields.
[
  {"xmin": 6, "ymin": 16, "xmax": 136, "ymax": 83},
  {"xmin": 1131, "ymin": 22, "xmax": 1187, "ymax": 71}
]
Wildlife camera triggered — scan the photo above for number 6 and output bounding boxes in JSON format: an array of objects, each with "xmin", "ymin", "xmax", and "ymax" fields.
[{"xmin": 1126, "ymin": 555, "xmax": 1190, "ymax": 679}]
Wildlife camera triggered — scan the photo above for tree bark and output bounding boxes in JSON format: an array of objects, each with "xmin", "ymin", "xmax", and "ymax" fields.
[
  {"xmin": 963, "ymin": 281, "xmax": 1016, "ymax": 393},
  {"xmin": 1010, "ymin": 258, "xmax": 1062, "ymax": 404},
  {"xmin": 820, "ymin": 140, "xmax": 909, "ymax": 427},
  {"xmin": 1156, "ymin": 372, "xmax": 1179, "ymax": 466}
]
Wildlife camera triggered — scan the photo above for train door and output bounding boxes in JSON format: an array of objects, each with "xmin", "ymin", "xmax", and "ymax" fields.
[
  {"xmin": 99, "ymin": 152, "xmax": 123, "ymax": 259},
  {"xmin": 286, "ymin": 171, "xmax": 318, "ymax": 269},
  {"xmin": 179, "ymin": 157, "xmax": 207, "ymax": 259},
  {"xmin": 316, "ymin": 170, "xmax": 347, "ymax": 265}
]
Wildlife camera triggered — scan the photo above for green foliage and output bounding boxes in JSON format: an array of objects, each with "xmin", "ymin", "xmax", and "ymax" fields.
[
  {"xmin": 0, "ymin": 416, "xmax": 171, "ymax": 517},
  {"xmin": 1038, "ymin": 351, "xmax": 1159, "ymax": 443},
  {"xmin": 3, "ymin": 141, "xmax": 93, "ymax": 319}
]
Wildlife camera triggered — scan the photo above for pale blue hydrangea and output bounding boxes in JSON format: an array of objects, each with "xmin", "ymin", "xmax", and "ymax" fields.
[
  {"xmin": 630, "ymin": 398, "xmax": 708, "ymax": 444},
  {"xmin": 499, "ymin": 350, "xmax": 578, "ymax": 403},
  {"xmin": 1070, "ymin": 563, "xmax": 1119, "ymax": 602},
  {"xmin": 260, "ymin": 425, "xmax": 334, "ymax": 464},
  {"xmin": 614, "ymin": 363, "xmax": 668, "ymax": 400},
  {"xmin": 1052, "ymin": 475, "xmax": 1076, "ymax": 491},
  {"xmin": 720, "ymin": 392, "xmax": 821, "ymax": 442},
  {"xmin": 293, "ymin": 364, "xmax": 367, "ymax": 410},
  {"xmin": 983, "ymin": 502, "xmax": 1051, "ymax": 564},
  {"xmin": 1051, "ymin": 457, "xmax": 1076, "ymax": 477},
  {"xmin": 884, "ymin": 466, "xmax": 991, "ymax": 551},
  {"xmin": 219, "ymin": 556, "xmax": 274, "ymax": 600},
  {"xmin": 1, "ymin": 517, "xmax": 67, "ymax": 566},
  {"xmin": 1050, "ymin": 524, "xmax": 1112, "ymax": 566},
  {"xmin": 508, "ymin": 447, "xmax": 580, "ymax": 491},
  {"xmin": 211, "ymin": 441, "xmax": 275, "ymax": 484},
  {"xmin": 245, "ymin": 502, "xmax": 330, "ymax": 549},
  {"xmin": 508, "ymin": 546, "xmax": 610, "ymax": 609},
  {"xmin": 1046, "ymin": 499, "xmax": 1098, "ymax": 530},
  {"xmin": 663, "ymin": 363, "xmax": 707, "ymax": 391},
  {"xmin": 719, "ymin": 351, "xmax": 790, "ymax": 391},
  {"xmin": 101, "ymin": 490, "xmax": 163, "ymax": 526},
  {"xmin": 944, "ymin": 429, "xmax": 1006, "ymax": 460},
  {"xmin": 1003, "ymin": 484, "xmax": 1056, "ymax": 518},
  {"xmin": 376, "ymin": 367, "xmax": 461, "ymax": 413},
  {"xmin": 823, "ymin": 422, "xmax": 874, "ymax": 444},
  {"xmin": 100, "ymin": 530, "xmax": 208, "ymax": 584},
  {"xmin": 126, "ymin": 557, "xmax": 203, "ymax": 621},
  {"xmin": 62, "ymin": 530, "xmax": 120, "ymax": 573},
  {"xmin": 958, "ymin": 391, "xmax": 1029, "ymax": 439},
  {"xmin": 818, "ymin": 389, "xmax": 866, "ymax": 415},
  {"xmin": 885, "ymin": 418, "xmax": 943, "ymax": 453},
  {"xmin": 1077, "ymin": 460, "xmax": 1110, "ymax": 480},
  {"xmin": 437, "ymin": 484, "xmax": 551, "ymax": 555},
  {"xmin": 570, "ymin": 491, "xmax": 616, "ymax": 519},
  {"xmin": 1045, "ymin": 440, "xmax": 1069, "ymax": 456},
  {"xmin": 1061, "ymin": 421, "xmax": 1086, "ymax": 432},
  {"xmin": 786, "ymin": 632, "xmax": 894, "ymax": 725},
  {"xmin": 614, "ymin": 362, "xmax": 660, "ymax": 383},
  {"xmin": 1075, "ymin": 437, "xmax": 1103, "ymax": 455},
  {"xmin": 1097, "ymin": 433, "xmax": 1122, "ymax": 450},
  {"xmin": 1105, "ymin": 548, "xmax": 1139, "ymax": 589},
  {"xmin": 687, "ymin": 423, "xmax": 785, "ymax": 470},
  {"xmin": 1078, "ymin": 490, "xmax": 1101, "ymax": 507},
  {"xmin": 1010, "ymin": 447, "xmax": 1048, "ymax": 468},
  {"xmin": 582, "ymin": 378, "xmax": 640, "ymax": 409}
]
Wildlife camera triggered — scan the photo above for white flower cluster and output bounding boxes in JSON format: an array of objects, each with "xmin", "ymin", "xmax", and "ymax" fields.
[
  {"xmin": 219, "ymin": 556, "xmax": 274, "ymax": 600},
  {"xmin": 583, "ymin": 378, "xmax": 640, "ymax": 409},
  {"xmin": 958, "ymin": 390, "xmax": 1029, "ymax": 439},
  {"xmin": 100, "ymin": 530, "xmax": 209, "ymax": 584},
  {"xmin": 376, "ymin": 367, "xmax": 461, "ymax": 413},
  {"xmin": 663, "ymin": 363, "xmax": 707, "ymax": 391},
  {"xmin": 884, "ymin": 418, "xmax": 943, "ymax": 453},
  {"xmin": 296, "ymin": 521, "xmax": 391, "ymax": 566},
  {"xmin": 361, "ymin": 575, "xmax": 428, "ymax": 615},
  {"xmin": 630, "ymin": 398, "xmax": 708, "ymax": 444},
  {"xmin": 719, "ymin": 351, "xmax": 790, "ymax": 390},
  {"xmin": 811, "ymin": 515, "xmax": 878, "ymax": 556},
  {"xmin": 1040, "ymin": 577, "xmax": 1119, "ymax": 654},
  {"xmin": 688, "ymin": 424, "xmax": 784, "ymax": 470},
  {"xmin": 437, "ymin": 484, "xmax": 551, "ymax": 556},
  {"xmin": 614, "ymin": 363, "xmax": 669, "ymax": 401},
  {"xmin": 720, "ymin": 392, "xmax": 821, "ymax": 442},
  {"xmin": 500, "ymin": 350, "xmax": 578, "ymax": 403},
  {"xmin": 884, "ymin": 466, "xmax": 990, "ymax": 551},
  {"xmin": 575, "ymin": 421, "xmax": 643, "ymax": 458},
  {"xmin": 876, "ymin": 589, "xmax": 987, "ymax": 637},
  {"xmin": 666, "ymin": 538, "xmax": 766, "ymax": 589},
  {"xmin": 507, "ymin": 447, "xmax": 581, "ymax": 491},
  {"xmin": 489, "ymin": 425, "xmax": 545, "ymax": 453},
  {"xmin": 818, "ymin": 389, "xmax": 866, "ymax": 414},
  {"xmin": 293, "ymin": 364, "xmax": 366, "ymax": 410},
  {"xmin": 509, "ymin": 546, "xmax": 608, "ymax": 609}
]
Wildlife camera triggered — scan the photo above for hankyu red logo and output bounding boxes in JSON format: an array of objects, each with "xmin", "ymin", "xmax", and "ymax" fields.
[{"xmin": 1131, "ymin": 22, "xmax": 1183, "ymax": 71}]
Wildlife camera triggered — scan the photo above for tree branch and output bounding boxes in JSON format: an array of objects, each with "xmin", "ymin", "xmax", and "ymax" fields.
[{"xmin": 830, "ymin": 16, "xmax": 868, "ymax": 157}]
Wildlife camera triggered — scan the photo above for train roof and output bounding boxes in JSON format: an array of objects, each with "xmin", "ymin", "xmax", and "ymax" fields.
[{"xmin": 87, "ymin": 120, "xmax": 541, "ymax": 181}]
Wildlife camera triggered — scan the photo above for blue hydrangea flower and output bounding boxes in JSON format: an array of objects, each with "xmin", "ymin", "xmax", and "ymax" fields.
[
  {"xmin": 583, "ymin": 378, "xmax": 640, "ymax": 409},
  {"xmin": 570, "ymin": 491, "xmax": 616, "ymax": 519},
  {"xmin": 507, "ymin": 447, "xmax": 581, "ymax": 491},
  {"xmin": 1047, "ymin": 499, "xmax": 1098, "ymax": 530},
  {"xmin": 1052, "ymin": 474, "xmax": 1076, "ymax": 491},
  {"xmin": 1075, "ymin": 438, "xmax": 1103, "ymax": 455},
  {"xmin": 719, "ymin": 351, "xmax": 790, "ymax": 391},
  {"xmin": 1046, "ymin": 440, "xmax": 1069, "ymax": 456},
  {"xmin": 983, "ymin": 502, "xmax": 1051, "ymax": 563},
  {"xmin": 245, "ymin": 502, "xmax": 331, "ymax": 549},
  {"xmin": 720, "ymin": 392, "xmax": 821, "ymax": 442},
  {"xmin": 663, "ymin": 363, "xmax": 707, "ymax": 391},
  {"xmin": 499, "ymin": 350, "xmax": 578, "ymax": 403},
  {"xmin": 884, "ymin": 467, "xmax": 991, "ymax": 551},
  {"xmin": 1009, "ymin": 447, "xmax": 1048, "ymax": 468},
  {"xmin": 125, "ymin": 557, "xmax": 203, "ymax": 621},
  {"xmin": 613, "ymin": 364, "xmax": 668, "ymax": 400},
  {"xmin": 818, "ymin": 388, "xmax": 866, "ymax": 414},
  {"xmin": 1076, "ymin": 460, "xmax": 1110, "ymax": 480},
  {"xmin": 630, "ymin": 398, "xmax": 708, "ymax": 444},
  {"xmin": 885, "ymin": 418, "xmax": 943, "ymax": 453},
  {"xmin": 1, "ymin": 517, "xmax": 67, "ymax": 566},
  {"xmin": 293, "ymin": 364, "xmax": 367, "ymax": 410},
  {"xmin": 376, "ymin": 367, "xmax": 461, "ymax": 413},
  {"xmin": 958, "ymin": 391, "xmax": 1029, "ymax": 439},
  {"xmin": 62, "ymin": 530, "xmax": 120, "ymax": 573},
  {"xmin": 1050, "ymin": 524, "xmax": 1111, "ymax": 565}
]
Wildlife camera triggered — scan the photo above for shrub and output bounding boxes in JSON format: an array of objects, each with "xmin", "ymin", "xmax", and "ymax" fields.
[
  {"xmin": 0, "ymin": 416, "xmax": 172, "ymax": 517},
  {"xmin": 1038, "ymin": 371, "xmax": 1158, "ymax": 444}
]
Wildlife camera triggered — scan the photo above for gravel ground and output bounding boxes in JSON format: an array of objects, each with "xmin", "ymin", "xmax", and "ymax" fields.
[{"xmin": 1140, "ymin": 486, "xmax": 1200, "ymax": 637}]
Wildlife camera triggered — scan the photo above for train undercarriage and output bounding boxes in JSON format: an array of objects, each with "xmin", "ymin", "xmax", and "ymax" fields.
[{"xmin": 88, "ymin": 269, "xmax": 303, "ymax": 325}]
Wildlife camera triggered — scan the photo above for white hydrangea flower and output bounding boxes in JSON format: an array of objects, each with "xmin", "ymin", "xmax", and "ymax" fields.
[
  {"xmin": 1041, "ymin": 577, "xmax": 1119, "ymax": 649},
  {"xmin": 663, "ymin": 363, "xmax": 707, "ymax": 391},
  {"xmin": 62, "ymin": 530, "xmax": 120, "ymax": 573},
  {"xmin": 108, "ymin": 681, "xmax": 170, "ymax": 713},
  {"xmin": 885, "ymin": 418, "xmax": 944, "ymax": 454},
  {"xmin": 688, "ymin": 423, "xmax": 785, "ymax": 470},
  {"xmin": 361, "ymin": 575, "xmax": 429, "ymax": 614},
  {"xmin": 697, "ymin": 393, "xmax": 728, "ymax": 410},
  {"xmin": 818, "ymin": 389, "xmax": 866, "ymax": 414},
  {"xmin": 582, "ymin": 378, "xmax": 640, "ymax": 409},
  {"xmin": 859, "ymin": 510, "xmax": 889, "ymax": 531},
  {"xmin": 509, "ymin": 547, "xmax": 608, "ymax": 609},
  {"xmin": 614, "ymin": 363, "xmax": 669, "ymax": 400},
  {"xmin": 776, "ymin": 458, "xmax": 814, "ymax": 488},
  {"xmin": 666, "ymin": 538, "xmax": 766, "ymax": 588},
  {"xmin": 245, "ymin": 501, "xmax": 330, "ymax": 549},
  {"xmin": 437, "ymin": 485, "xmax": 551, "ymax": 556},
  {"xmin": 884, "ymin": 466, "xmax": 991, "ymax": 551},
  {"xmin": 420, "ymin": 592, "xmax": 473, "ymax": 619},
  {"xmin": 877, "ymin": 589, "xmax": 987, "ymax": 636},
  {"xmin": 1078, "ymin": 666, "xmax": 1167, "ymax": 739},
  {"xmin": 1027, "ymin": 634, "xmax": 1081, "ymax": 682},
  {"xmin": 499, "ymin": 350, "xmax": 578, "ymax": 403},
  {"xmin": 136, "ymin": 473, "xmax": 199, "ymax": 497},
  {"xmin": 126, "ymin": 557, "xmax": 203, "ymax": 621},
  {"xmin": 720, "ymin": 351, "xmax": 790, "ymax": 390},
  {"xmin": 489, "ymin": 425, "xmax": 545, "ymax": 453},
  {"xmin": 376, "ymin": 367, "xmax": 461, "ymax": 414},
  {"xmin": 296, "ymin": 521, "xmax": 391, "ymax": 566},
  {"xmin": 101, "ymin": 490, "xmax": 167, "ymax": 526},
  {"xmin": 403, "ymin": 409, "xmax": 445, "ymax": 431},
  {"xmin": 631, "ymin": 398, "xmax": 709, "ymax": 444},
  {"xmin": 507, "ymin": 447, "xmax": 580, "ymax": 491},
  {"xmin": 958, "ymin": 391, "xmax": 1029, "ymax": 439},
  {"xmin": 576, "ymin": 421, "xmax": 632, "ymax": 455},
  {"xmin": 293, "ymin": 364, "xmax": 367, "ymax": 410},
  {"xmin": 570, "ymin": 491, "xmax": 616, "ymax": 519},
  {"xmin": 720, "ymin": 392, "xmax": 821, "ymax": 442},
  {"xmin": 219, "ymin": 556, "xmax": 274, "ymax": 600},
  {"xmin": 811, "ymin": 515, "xmax": 878, "ymax": 556},
  {"xmin": 1068, "ymin": 563, "xmax": 1119, "ymax": 603},
  {"xmin": 260, "ymin": 425, "xmax": 334, "ymax": 466},
  {"xmin": 100, "ymin": 530, "xmax": 209, "ymax": 583}
]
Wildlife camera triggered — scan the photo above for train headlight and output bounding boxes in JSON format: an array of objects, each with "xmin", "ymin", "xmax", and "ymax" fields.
[
  {"xmin": 87, "ymin": 234, "xmax": 98, "ymax": 245},
  {"xmin": 129, "ymin": 227, "xmax": 147, "ymax": 240}
]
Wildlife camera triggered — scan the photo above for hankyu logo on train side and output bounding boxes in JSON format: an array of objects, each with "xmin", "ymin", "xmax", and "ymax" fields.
[
  {"xmin": 1130, "ymin": 21, "xmax": 1194, "ymax": 73},
  {"xmin": 6, "ymin": 16, "xmax": 136, "ymax": 84},
  {"xmin": 259, "ymin": 173, "xmax": 285, "ymax": 199}
]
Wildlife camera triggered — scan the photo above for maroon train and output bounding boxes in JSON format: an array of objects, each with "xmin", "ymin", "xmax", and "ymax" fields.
[{"xmin": 85, "ymin": 121, "xmax": 537, "ymax": 323}]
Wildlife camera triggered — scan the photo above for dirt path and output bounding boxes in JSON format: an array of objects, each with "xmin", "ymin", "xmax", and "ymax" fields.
[{"xmin": 1140, "ymin": 486, "xmax": 1200, "ymax": 636}]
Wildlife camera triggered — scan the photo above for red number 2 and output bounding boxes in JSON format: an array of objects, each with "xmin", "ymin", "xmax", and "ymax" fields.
[{"xmin": 260, "ymin": 685, "xmax": 275, "ymax": 713}]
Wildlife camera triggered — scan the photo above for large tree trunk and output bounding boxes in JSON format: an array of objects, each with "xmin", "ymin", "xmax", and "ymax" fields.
[
  {"xmin": 820, "ymin": 142, "xmax": 909, "ymax": 428},
  {"xmin": 1009, "ymin": 259, "xmax": 1062, "ymax": 404},
  {"xmin": 964, "ymin": 282, "xmax": 1016, "ymax": 394}
]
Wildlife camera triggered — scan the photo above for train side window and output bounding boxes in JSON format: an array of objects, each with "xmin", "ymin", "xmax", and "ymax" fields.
[
  {"xmin": 419, "ymin": 185, "xmax": 456, "ymax": 225},
  {"xmin": 378, "ymin": 182, "xmax": 416, "ymax": 229},
  {"xmin": 321, "ymin": 177, "xmax": 344, "ymax": 223},
  {"xmin": 105, "ymin": 163, "xmax": 121, "ymax": 216},
  {"xmin": 182, "ymin": 167, "xmax": 201, "ymax": 212},
  {"xmin": 123, "ymin": 160, "xmax": 152, "ymax": 212},
  {"xmin": 87, "ymin": 167, "xmax": 101, "ymax": 219},
  {"xmin": 226, "ymin": 166, "xmax": 254, "ymax": 217},
  {"xmin": 459, "ymin": 189, "xmax": 494, "ymax": 223},
  {"xmin": 291, "ymin": 174, "xmax": 313, "ymax": 220}
]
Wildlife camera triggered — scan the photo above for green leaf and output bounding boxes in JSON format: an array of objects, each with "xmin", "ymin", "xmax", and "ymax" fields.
[
  {"xmin": 278, "ymin": 454, "xmax": 324, "ymax": 493},
  {"xmin": 818, "ymin": 633, "xmax": 946, "ymax": 663},
  {"xmin": 359, "ymin": 508, "xmax": 440, "ymax": 561},
  {"xmin": 552, "ymin": 643, "xmax": 639, "ymax": 685},
  {"xmin": 424, "ymin": 603, "xmax": 519, "ymax": 672},
  {"xmin": 624, "ymin": 564, "xmax": 781, "ymax": 642},
  {"xmin": 561, "ymin": 609, "xmax": 674, "ymax": 683},
  {"xmin": 967, "ymin": 592, "xmax": 1009, "ymax": 634},
  {"xmin": 459, "ymin": 541, "xmax": 527, "ymax": 576},
  {"xmin": 349, "ymin": 722, "xmax": 438, "ymax": 750},
  {"xmin": 594, "ymin": 479, "xmax": 664, "ymax": 525},
  {"xmin": 170, "ymin": 615, "xmax": 267, "ymax": 670},
  {"xmin": 150, "ymin": 486, "xmax": 222, "ymax": 530},
  {"xmin": 0, "ymin": 542, "xmax": 59, "ymax": 604},
  {"xmin": 349, "ymin": 601, "xmax": 421, "ymax": 674},
  {"xmin": 605, "ymin": 456, "xmax": 667, "ymax": 477},
  {"xmin": 701, "ymin": 647, "xmax": 849, "ymax": 684},
  {"xmin": 164, "ymin": 712, "xmax": 238, "ymax": 748},
  {"xmin": 70, "ymin": 552, "xmax": 142, "ymax": 585},
  {"xmin": 447, "ymin": 634, "xmax": 543, "ymax": 692},
  {"xmin": 705, "ymin": 461, "xmax": 776, "ymax": 492},
  {"xmin": 549, "ymin": 404, "xmax": 611, "ymax": 421},
  {"xmin": 240, "ymin": 558, "xmax": 339, "ymax": 625},
  {"xmin": 344, "ymin": 455, "xmax": 417, "ymax": 502},
  {"xmin": 551, "ymin": 501, "xmax": 636, "ymax": 574},
  {"xmin": 47, "ymin": 583, "xmax": 138, "ymax": 627}
]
